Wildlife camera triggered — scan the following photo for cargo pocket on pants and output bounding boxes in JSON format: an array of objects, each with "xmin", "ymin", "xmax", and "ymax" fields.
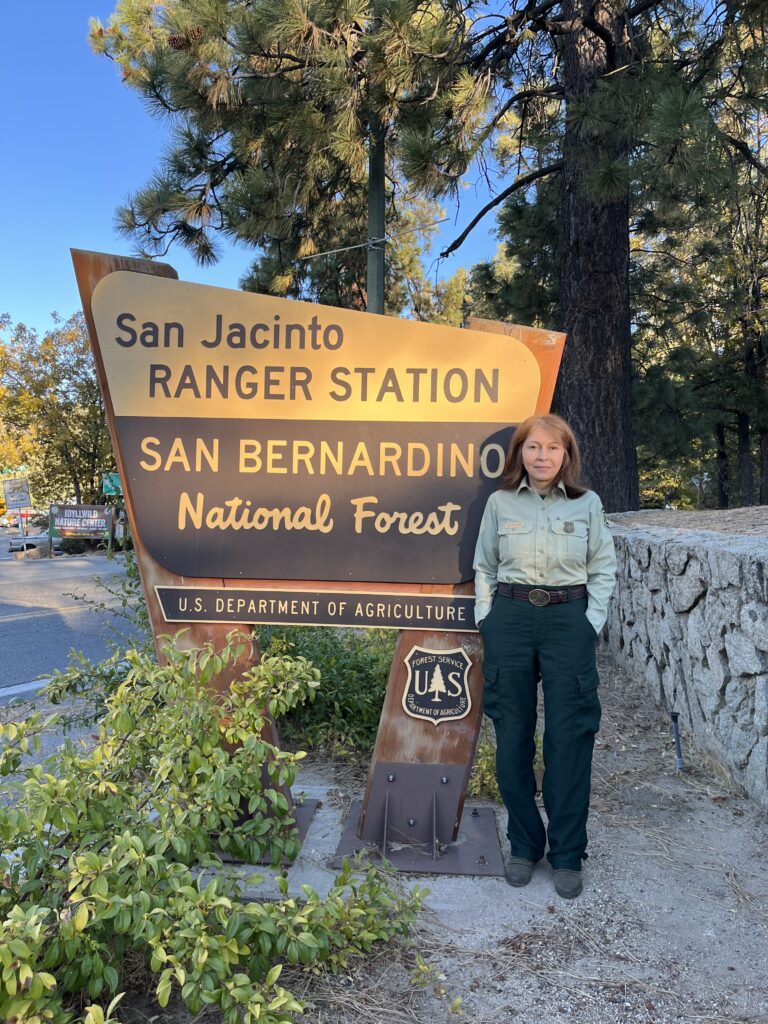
[
  {"xmin": 482, "ymin": 662, "xmax": 501, "ymax": 721},
  {"xmin": 575, "ymin": 668, "xmax": 601, "ymax": 733},
  {"xmin": 576, "ymin": 669, "xmax": 599, "ymax": 695}
]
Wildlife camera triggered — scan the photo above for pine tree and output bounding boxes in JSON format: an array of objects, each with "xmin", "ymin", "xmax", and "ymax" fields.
[
  {"xmin": 92, "ymin": 1, "xmax": 768, "ymax": 509},
  {"xmin": 90, "ymin": 0, "xmax": 476, "ymax": 315},
  {"xmin": 459, "ymin": 3, "xmax": 768, "ymax": 508}
]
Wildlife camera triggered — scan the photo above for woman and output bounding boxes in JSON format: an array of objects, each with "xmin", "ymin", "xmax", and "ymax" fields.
[{"xmin": 474, "ymin": 414, "xmax": 616, "ymax": 899}]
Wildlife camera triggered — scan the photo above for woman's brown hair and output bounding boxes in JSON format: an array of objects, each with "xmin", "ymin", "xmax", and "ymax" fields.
[{"xmin": 501, "ymin": 414, "xmax": 587, "ymax": 497}]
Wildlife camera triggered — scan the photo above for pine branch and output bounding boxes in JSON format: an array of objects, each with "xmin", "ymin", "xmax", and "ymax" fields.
[
  {"xmin": 439, "ymin": 161, "xmax": 562, "ymax": 258},
  {"xmin": 721, "ymin": 132, "xmax": 768, "ymax": 181},
  {"xmin": 626, "ymin": 0, "xmax": 667, "ymax": 19},
  {"xmin": 470, "ymin": 0, "xmax": 560, "ymax": 69},
  {"xmin": 634, "ymin": 248, "xmax": 695, "ymax": 267},
  {"xmin": 582, "ymin": 15, "xmax": 617, "ymax": 69},
  {"xmin": 486, "ymin": 85, "xmax": 565, "ymax": 132},
  {"xmin": 538, "ymin": 0, "xmax": 662, "ymax": 49}
]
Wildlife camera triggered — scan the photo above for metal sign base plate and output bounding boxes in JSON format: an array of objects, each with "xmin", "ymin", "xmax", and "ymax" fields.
[{"xmin": 331, "ymin": 799, "xmax": 505, "ymax": 876}]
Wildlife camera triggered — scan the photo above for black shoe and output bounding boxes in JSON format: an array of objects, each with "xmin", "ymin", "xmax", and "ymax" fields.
[
  {"xmin": 505, "ymin": 857, "xmax": 535, "ymax": 887},
  {"xmin": 553, "ymin": 868, "xmax": 583, "ymax": 899}
]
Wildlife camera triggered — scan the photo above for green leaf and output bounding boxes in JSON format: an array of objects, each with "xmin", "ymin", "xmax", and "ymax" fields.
[
  {"xmin": 265, "ymin": 963, "xmax": 282, "ymax": 986},
  {"xmin": 157, "ymin": 979, "xmax": 172, "ymax": 1008}
]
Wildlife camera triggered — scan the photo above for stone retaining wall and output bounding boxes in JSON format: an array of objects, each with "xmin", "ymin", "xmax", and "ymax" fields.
[{"xmin": 605, "ymin": 520, "xmax": 768, "ymax": 808}]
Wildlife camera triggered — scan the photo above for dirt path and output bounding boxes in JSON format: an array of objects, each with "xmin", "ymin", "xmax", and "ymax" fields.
[{"xmin": 289, "ymin": 645, "xmax": 768, "ymax": 1024}]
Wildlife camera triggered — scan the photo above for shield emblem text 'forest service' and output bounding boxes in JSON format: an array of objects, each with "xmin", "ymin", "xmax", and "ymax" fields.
[{"xmin": 402, "ymin": 646, "xmax": 472, "ymax": 726}]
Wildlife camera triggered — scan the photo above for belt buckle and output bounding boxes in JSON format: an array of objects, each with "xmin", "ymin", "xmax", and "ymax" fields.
[{"xmin": 528, "ymin": 588, "xmax": 550, "ymax": 607}]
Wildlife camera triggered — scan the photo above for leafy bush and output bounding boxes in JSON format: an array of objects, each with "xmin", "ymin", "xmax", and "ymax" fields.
[
  {"xmin": 259, "ymin": 628, "xmax": 396, "ymax": 756},
  {"xmin": 467, "ymin": 726, "xmax": 502, "ymax": 803},
  {"xmin": 47, "ymin": 570, "xmax": 393, "ymax": 759},
  {"xmin": 1, "ymin": 633, "xmax": 423, "ymax": 1024},
  {"xmin": 59, "ymin": 538, "xmax": 96, "ymax": 555}
]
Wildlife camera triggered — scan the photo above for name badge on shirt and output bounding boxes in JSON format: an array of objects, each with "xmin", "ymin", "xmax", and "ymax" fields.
[{"xmin": 503, "ymin": 521, "xmax": 526, "ymax": 530}]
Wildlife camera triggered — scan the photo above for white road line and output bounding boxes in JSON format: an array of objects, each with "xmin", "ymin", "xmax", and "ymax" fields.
[
  {"xmin": 0, "ymin": 601, "xmax": 121, "ymax": 625},
  {"xmin": 0, "ymin": 678, "xmax": 50, "ymax": 703},
  {"xmin": 0, "ymin": 606, "xmax": 94, "ymax": 624}
]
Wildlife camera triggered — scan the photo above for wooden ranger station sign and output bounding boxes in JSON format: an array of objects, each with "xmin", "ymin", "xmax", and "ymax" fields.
[{"xmin": 73, "ymin": 250, "xmax": 565, "ymax": 873}]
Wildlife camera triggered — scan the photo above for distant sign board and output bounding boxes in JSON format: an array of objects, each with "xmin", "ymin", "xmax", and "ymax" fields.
[
  {"xmin": 102, "ymin": 472, "xmax": 122, "ymax": 496},
  {"xmin": 2, "ymin": 477, "xmax": 31, "ymax": 510},
  {"xmin": 50, "ymin": 504, "xmax": 113, "ymax": 539}
]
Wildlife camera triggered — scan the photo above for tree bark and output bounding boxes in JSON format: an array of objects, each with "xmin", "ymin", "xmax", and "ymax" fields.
[
  {"xmin": 715, "ymin": 422, "xmax": 731, "ymax": 509},
  {"xmin": 556, "ymin": 0, "xmax": 638, "ymax": 512},
  {"xmin": 736, "ymin": 411, "xmax": 754, "ymax": 506},
  {"xmin": 740, "ymin": 261, "xmax": 765, "ymax": 505},
  {"xmin": 760, "ymin": 427, "xmax": 768, "ymax": 504}
]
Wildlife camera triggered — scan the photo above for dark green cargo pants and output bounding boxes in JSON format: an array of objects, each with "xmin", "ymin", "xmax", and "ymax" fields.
[{"xmin": 479, "ymin": 591, "xmax": 601, "ymax": 870}]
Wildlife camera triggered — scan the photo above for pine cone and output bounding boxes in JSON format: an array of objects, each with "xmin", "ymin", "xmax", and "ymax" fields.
[{"xmin": 168, "ymin": 34, "xmax": 189, "ymax": 50}]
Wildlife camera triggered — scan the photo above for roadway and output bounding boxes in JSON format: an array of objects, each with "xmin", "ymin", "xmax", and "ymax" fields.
[{"xmin": 0, "ymin": 528, "xmax": 140, "ymax": 700}]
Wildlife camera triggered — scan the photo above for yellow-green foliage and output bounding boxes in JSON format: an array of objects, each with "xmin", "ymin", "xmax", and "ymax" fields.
[
  {"xmin": 467, "ymin": 730, "xmax": 501, "ymax": 803},
  {"xmin": 0, "ymin": 632, "xmax": 423, "ymax": 1024}
]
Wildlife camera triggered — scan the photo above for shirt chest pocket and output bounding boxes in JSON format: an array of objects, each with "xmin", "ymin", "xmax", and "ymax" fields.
[
  {"xmin": 498, "ymin": 522, "xmax": 534, "ymax": 562},
  {"xmin": 550, "ymin": 519, "xmax": 588, "ymax": 563}
]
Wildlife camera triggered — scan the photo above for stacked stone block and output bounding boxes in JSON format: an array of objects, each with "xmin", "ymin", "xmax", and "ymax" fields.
[{"xmin": 605, "ymin": 521, "xmax": 768, "ymax": 808}]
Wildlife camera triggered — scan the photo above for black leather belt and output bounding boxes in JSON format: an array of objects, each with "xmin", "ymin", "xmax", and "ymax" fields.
[{"xmin": 497, "ymin": 583, "xmax": 587, "ymax": 607}]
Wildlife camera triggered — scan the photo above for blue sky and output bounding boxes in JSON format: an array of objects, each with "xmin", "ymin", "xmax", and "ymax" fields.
[{"xmin": 1, "ymin": 2, "xmax": 494, "ymax": 337}]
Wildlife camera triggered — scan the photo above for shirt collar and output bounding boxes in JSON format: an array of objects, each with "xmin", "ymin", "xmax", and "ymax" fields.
[{"xmin": 515, "ymin": 476, "xmax": 568, "ymax": 498}]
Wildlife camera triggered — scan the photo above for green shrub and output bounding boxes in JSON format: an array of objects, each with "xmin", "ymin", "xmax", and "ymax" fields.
[
  {"xmin": 1, "ymin": 632, "xmax": 424, "ymax": 1024},
  {"xmin": 259, "ymin": 628, "xmax": 396, "ymax": 757},
  {"xmin": 59, "ymin": 537, "xmax": 94, "ymax": 555},
  {"xmin": 467, "ymin": 725, "xmax": 502, "ymax": 803},
  {"xmin": 47, "ymin": 574, "xmax": 392, "ymax": 758}
]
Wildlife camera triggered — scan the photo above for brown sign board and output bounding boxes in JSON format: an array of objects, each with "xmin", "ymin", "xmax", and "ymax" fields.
[{"xmin": 88, "ymin": 271, "xmax": 564, "ymax": 591}]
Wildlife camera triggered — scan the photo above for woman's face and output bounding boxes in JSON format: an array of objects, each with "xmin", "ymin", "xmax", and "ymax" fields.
[{"xmin": 521, "ymin": 426, "xmax": 566, "ymax": 491}]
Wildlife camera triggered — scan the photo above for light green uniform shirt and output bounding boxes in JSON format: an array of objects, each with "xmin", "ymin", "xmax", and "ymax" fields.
[{"xmin": 473, "ymin": 478, "xmax": 617, "ymax": 634}]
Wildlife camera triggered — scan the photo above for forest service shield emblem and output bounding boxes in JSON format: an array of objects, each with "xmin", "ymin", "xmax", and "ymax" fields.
[{"xmin": 402, "ymin": 645, "xmax": 472, "ymax": 726}]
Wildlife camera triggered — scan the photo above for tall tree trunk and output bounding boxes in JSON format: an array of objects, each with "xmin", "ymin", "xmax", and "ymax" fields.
[
  {"xmin": 736, "ymin": 411, "xmax": 754, "ymax": 506},
  {"xmin": 741, "ymin": 263, "xmax": 765, "ymax": 504},
  {"xmin": 715, "ymin": 422, "xmax": 731, "ymax": 509},
  {"xmin": 760, "ymin": 427, "xmax": 768, "ymax": 504},
  {"xmin": 556, "ymin": 0, "xmax": 638, "ymax": 512}
]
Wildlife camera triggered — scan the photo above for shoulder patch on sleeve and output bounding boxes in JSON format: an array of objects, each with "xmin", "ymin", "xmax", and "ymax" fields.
[{"xmin": 601, "ymin": 507, "xmax": 610, "ymax": 528}]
